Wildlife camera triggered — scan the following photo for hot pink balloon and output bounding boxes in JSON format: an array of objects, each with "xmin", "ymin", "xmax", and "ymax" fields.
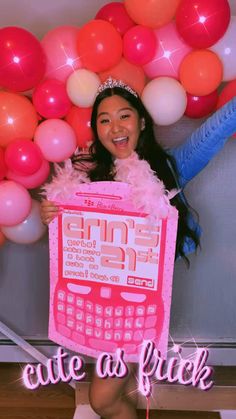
[
  {"xmin": 33, "ymin": 79, "xmax": 72, "ymax": 119},
  {"xmin": 0, "ymin": 180, "xmax": 31, "ymax": 226},
  {"xmin": 143, "ymin": 22, "xmax": 192, "ymax": 80},
  {"xmin": 34, "ymin": 119, "xmax": 77, "ymax": 162},
  {"xmin": 175, "ymin": 0, "xmax": 231, "ymax": 49},
  {"xmin": 41, "ymin": 26, "xmax": 82, "ymax": 82},
  {"xmin": 95, "ymin": 2, "xmax": 135, "ymax": 36},
  {"xmin": 0, "ymin": 27, "xmax": 46, "ymax": 92},
  {"xmin": 0, "ymin": 147, "xmax": 7, "ymax": 180},
  {"xmin": 123, "ymin": 25, "xmax": 157, "ymax": 66},
  {"xmin": 185, "ymin": 90, "xmax": 218, "ymax": 119},
  {"xmin": 5, "ymin": 139, "xmax": 43, "ymax": 175},
  {"xmin": 7, "ymin": 159, "xmax": 50, "ymax": 189},
  {"xmin": 1, "ymin": 200, "xmax": 47, "ymax": 244}
]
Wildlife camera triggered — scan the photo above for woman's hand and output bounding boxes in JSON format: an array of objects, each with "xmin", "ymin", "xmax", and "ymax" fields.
[{"xmin": 40, "ymin": 200, "xmax": 59, "ymax": 225}]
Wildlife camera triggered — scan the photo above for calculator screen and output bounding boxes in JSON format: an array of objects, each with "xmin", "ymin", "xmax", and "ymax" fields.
[{"xmin": 58, "ymin": 207, "xmax": 167, "ymax": 291}]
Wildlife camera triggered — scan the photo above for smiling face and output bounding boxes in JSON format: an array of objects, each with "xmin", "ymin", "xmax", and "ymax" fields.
[{"xmin": 96, "ymin": 95, "xmax": 144, "ymax": 159}]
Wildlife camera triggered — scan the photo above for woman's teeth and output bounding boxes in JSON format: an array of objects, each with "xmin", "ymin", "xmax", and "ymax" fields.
[{"xmin": 113, "ymin": 137, "xmax": 128, "ymax": 144}]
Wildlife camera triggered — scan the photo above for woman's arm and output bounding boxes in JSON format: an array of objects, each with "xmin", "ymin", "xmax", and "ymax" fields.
[{"xmin": 169, "ymin": 96, "xmax": 236, "ymax": 188}]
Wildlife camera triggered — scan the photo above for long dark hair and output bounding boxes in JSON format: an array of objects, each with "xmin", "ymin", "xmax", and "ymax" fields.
[{"xmin": 72, "ymin": 86, "xmax": 200, "ymax": 264}]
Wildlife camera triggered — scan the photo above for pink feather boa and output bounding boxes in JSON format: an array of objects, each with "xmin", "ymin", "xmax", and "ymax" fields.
[{"xmin": 42, "ymin": 152, "xmax": 179, "ymax": 220}]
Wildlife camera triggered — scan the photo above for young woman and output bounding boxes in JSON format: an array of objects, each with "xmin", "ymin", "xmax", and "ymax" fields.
[{"xmin": 40, "ymin": 78, "xmax": 234, "ymax": 419}]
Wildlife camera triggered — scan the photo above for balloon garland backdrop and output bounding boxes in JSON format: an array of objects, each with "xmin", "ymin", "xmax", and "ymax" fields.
[{"xmin": 0, "ymin": 0, "xmax": 236, "ymax": 245}]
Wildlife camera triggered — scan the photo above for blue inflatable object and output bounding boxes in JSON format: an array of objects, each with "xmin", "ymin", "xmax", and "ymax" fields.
[
  {"xmin": 169, "ymin": 96, "xmax": 236, "ymax": 255},
  {"xmin": 170, "ymin": 96, "xmax": 236, "ymax": 188}
]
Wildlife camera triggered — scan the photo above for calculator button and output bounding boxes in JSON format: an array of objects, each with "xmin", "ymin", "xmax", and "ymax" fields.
[
  {"xmin": 89, "ymin": 338, "xmax": 117, "ymax": 352},
  {"xmin": 58, "ymin": 324, "xmax": 71, "ymax": 338},
  {"xmin": 145, "ymin": 316, "xmax": 157, "ymax": 328},
  {"xmin": 76, "ymin": 310, "xmax": 84, "ymax": 321},
  {"xmin": 114, "ymin": 318, "xmax": 123, "ymax": 328},
  {"xmin": 121, "ymin": 292, "xmax": 146, "ymax": 303},
  {"xmin": 67, "ymin": 294, "xmax": 75, "ymax": 304},
  {"xmin": 134, "ymin": 331, "xmax": 143, "ymax": 341},
  {"xmin": 57, "ymin": 303, "xmax": 65, "ymax": 312},
  {"xmin": 136, "ymin": 306, "xmax": 145, "ymax": 316},
  {"xmin": 72, "ymin": 332, "xmax": 85, "ymax": 345},
  {"xmin": 134, "ymin": 317, "xmax": 144, "ymax": 328},
  {"xmin": 124, "ymin": 318, "xmax": 134, "ymax": 329},
  {"xmin": 66, "ymin": 306, "xmax": 75, "ymax": 316},
  {"xmin": 115, "ymin": 306, "xmax": 124, "ymax": 316},
  {"xmin": 94, "ymin": 328, "xmax": 103, "ymax": 339},
  {"xmin": 147, "ymin": 305, "xmax": 157, "ymax": 315},
  {"xmin": 86, "ymin": 301, "xmax": 93, "ymax": 313},
  {"xmin": 104, "ymin": 306, "xmax": 113, "ymax": 317},
  {"xmin": 57, "ymin": 313, "xmax": 66, "ymax": 325},
  {"xmin": 123, "ymin": 344, "xmax": 136, "ymax": 353},
  {"xmin": 124, "ymin": 331, "xmax": 133, "ymax": 341},
  {"xmin": 114, "ymin": 331, "xmax": 123, "ymax": 341},
  {"xmin": 67, "ymin": 283, "xmax": 91, "ymax": 294},
  {"xmin": 144, "ymin": 328, "xmax": 156, "ymax": 340},
  {"xmin": 125, "ymin": 306, "xmax": 134, "ymax": 316},
  {"xmin": 100, "ymin": 287, "xmax": 111, "ymax": 298},
  {"xmin": 58, "ymin": 290, "xmax": 66, "ymax": 301},
  {"xmin": 76, "ymin": 297, "xmax": 84, "ymax": 308}
]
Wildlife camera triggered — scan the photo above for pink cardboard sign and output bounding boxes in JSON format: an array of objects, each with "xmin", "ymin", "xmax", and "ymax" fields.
[{"xmin": 48, "ymin": 181, "xmax": 178, "ymax": 362}]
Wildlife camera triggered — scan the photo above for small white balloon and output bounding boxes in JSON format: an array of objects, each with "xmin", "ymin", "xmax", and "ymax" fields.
[
  {"xmin": 210, "ymin": 16, "xmax": 236, "ymax": 82},
  {"xmin": 142, "ymin": 77, "xmax": 187, "ymax": 126},
  {"xmin": 66, "ymin": 69, "xmax": 101, "ymax": 107},
  {"xmin": 1, "ymin": 200, "xmax": 47, "ymax": 244}
]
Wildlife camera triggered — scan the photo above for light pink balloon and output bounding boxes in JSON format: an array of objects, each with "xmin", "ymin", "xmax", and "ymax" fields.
[
  {"xmin": 34, "ymin": 119, "xmax": 77, "ymax": 162},
  {"xmin": 1, "ymin": 200, "xmax": 47, "ymax": 244},
  {"xmin": 143, "ymin": 22, "xmax": 192, "ymax": 80},
  {"xmin": 141, "ymin": 77, "xmax": 187, "ymax": 126},
  {"xmin": 210, "ymin": 16, "xmax": 236, "ymax": 82},
  {"xmin": 6, "ymin": 159, "xmax": 50, "ymax": 189},
  {"xmin": 0, "ymin": 180, "xmax": 31, "ymax": 226},
  {"xmin": 41, "ymin": 26, "xmax": 82, "ymax": 82}
]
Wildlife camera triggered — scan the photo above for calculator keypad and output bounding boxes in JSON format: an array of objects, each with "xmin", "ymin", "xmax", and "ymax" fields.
[{"xmin": 56, "ymin": 289, "xmax": 158, "ymax": 354}]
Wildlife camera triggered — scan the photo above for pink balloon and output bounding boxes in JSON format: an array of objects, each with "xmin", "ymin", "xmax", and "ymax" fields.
[
  {"xmin": 123, "ymin": 25, "xmax": 157, "ymax": 65},
  {"xmin": 143, "ymin": 22, "xmax": 192, "ymax": 80},
  {"xmin": 7, "ymin": 159, "xmax": 50, "ymax": 189},
  {"xmin": 95, "ymin": 2, "xmax": 135, "ymax": 36},
  {"xmin": 1, "ymin": 200, "xmax": 46, "ymax": 244},
  {"xmin": 5, "ymin": 139, "xmax": 43, "ymax": 175},
  {"xmin": 0, "ymin": 180, "xmax": 31, "ymax": 226},
  {"xmin": 0, "ymin": 147, "xmax": 7, "ymax": 180},
  {"xmin": 34, "ymin": 119, "xmax": 77, "ymax": 162},
  {"xmin": 0, "ymin": 27, "xmax": 46, "ymax": 92},
  {"xmin": 33, "ymin": 78, "xmax": 72, "ymax": 119},
  {"xmin": 41, "ymin": 26, "xmax": 82, "ymax": 82}
]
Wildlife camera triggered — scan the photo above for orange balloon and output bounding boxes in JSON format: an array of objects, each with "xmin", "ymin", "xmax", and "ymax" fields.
[
  {"xmin": 0, "ymin": 230, "xmax": 6, "ymax": 246},
  {"xmin": 99, "ymin": 58, "xmax": 146, "ymax": 96},
  {"xmin": 179, "ymin": 50, "xmax": 223, "ymax": 96},
  {"xmin": 124, "ymin": 0, "xmax": 181, "ymax": 28},
  {"xmin": 0, "ymin": 92, "xmax": 38, "ymax": 148},
  {"xmin": 77, "ymin": 20, "xmax": 123, "ymax": 73}
]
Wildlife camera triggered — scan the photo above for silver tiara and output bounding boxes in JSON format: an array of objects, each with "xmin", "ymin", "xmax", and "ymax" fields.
[{"xmin": 97, "ymin": 77, "xmax": 138, "ymax": 98}]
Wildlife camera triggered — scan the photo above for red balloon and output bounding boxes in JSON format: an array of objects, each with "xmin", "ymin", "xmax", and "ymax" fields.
[
  {"xmin": 123, "ymin": 25, "xmax": 157, "ymax": 65},
  {"xmin": 185, "ymin": 91, "xmax": 218, "ymax": 119},
  {"xmin": 0, "ymin": 27, "xmax": 46, "ymax": 92},
  {"xmin": 77, "ymin": 20, "xmax": 123, "ymax": 72},
  {"xmin": 0, "ymin": 147, "xmax": 7, "ymax": 180},
  {"xmin": 6, "ymin": 159, "xmax": 50, "ymax": 189},
  {"xmin": 176, "ymin": 0, "xmax": 231, "ymax": 48},
  {"xmin": 95, "ymin": 2, "xmax": 135, "ymax": 36},
  {"xmin": 5, "ymin": 139, "xmax": 43, "ymax": 175},
  {"xmin": 33, "ymin": 79, "xmax": 72, "ymax": 119},
  {"xmin": 66, "ymin": 106, "xmax": 93, "ymax": 148}
]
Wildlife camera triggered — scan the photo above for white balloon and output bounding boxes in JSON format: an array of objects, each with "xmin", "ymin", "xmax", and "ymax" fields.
[
  {"xmin": 66, "ymin": 69, "xmax": 101, "ymax": 107},
  {"xmin": 210, "ymin": 16, "xmax": 236, "ymax": 82},
  {"xmin": 1, "ymin": 200, "xmax": 47, "ymax": 244},
  {"xmin": 142, "ymin": 77, "xmax": 187, "ymax": 126}
]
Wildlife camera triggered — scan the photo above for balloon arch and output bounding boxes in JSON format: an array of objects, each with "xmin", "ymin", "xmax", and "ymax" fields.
[{"xmin": 0, "ymin": 0, "xmax": 235, "ymax": 245}]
